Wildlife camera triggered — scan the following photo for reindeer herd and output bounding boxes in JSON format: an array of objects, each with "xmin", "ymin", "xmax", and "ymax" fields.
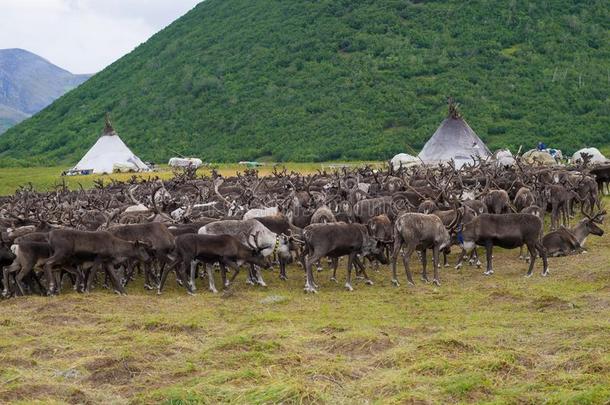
[{"xmin": 0, "ymin": 159, "xmax": 607, "ymax": 297}]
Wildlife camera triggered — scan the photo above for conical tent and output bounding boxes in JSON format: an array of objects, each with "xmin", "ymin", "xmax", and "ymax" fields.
[
  {"xmin": 71, "ymin": 117, "xmax": 149, "ymax": 174},
  {"xmin": 418, "ymin": 101, "xmax": 491, "ymax": 168},
  {"xmin": 571, "ymin": 147, "xmax": 608, "ymax": 164}
]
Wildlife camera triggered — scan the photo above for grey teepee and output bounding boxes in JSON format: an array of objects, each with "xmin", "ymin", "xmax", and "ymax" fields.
[{"xmin": 418, "ymin": 100, "xmax": 491, "ymax": 168}]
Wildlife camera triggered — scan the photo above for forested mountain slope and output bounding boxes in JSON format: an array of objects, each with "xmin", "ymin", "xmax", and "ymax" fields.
[{"xmin": 1, "ymin": 0, "xmax": 608, "ymax": 165}]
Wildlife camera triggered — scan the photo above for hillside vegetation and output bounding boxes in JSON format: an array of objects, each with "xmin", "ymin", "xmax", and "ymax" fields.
[{"xmin": 0, "ymin": 0, "xmax": 608, "ymax": 165}]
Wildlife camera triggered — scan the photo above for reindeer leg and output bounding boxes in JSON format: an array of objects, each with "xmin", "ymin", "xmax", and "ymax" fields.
[
  {"xmin": 14, "ymin": 264, "xmax": 32, "ymax": 296},
  {"xmin": 551, "ymin": 203, "xmax": 559, "ymax": 230},
  {"xmin": 344, "ymin": 253, "xmax": 354, "ymax": 291},
  {"xmin": 85, "ymin": 261, "xmax": 101, "ymax": 293},
  {"xmin": 484, "ymin": 243, "xmax": 494, "ymax": 275},
  {"xmin": 43, "ymin": 253, "xmax": 64, "ymax": 295},
  {"xmin": 246, "ymin": 265, "xmax": 256, "ymax": 285},
  {"xmin": 149, "ymin": 262, "xmax": 161, "ymax": 289},
  {"xmin": 206, "ymin": 264, "xmax": 218, "ymax": 294},
  {"xmin": 402, "ymin": 245, "xmax": 416, "ymax": 286},
  {"xmin": 420, "ymin": 248, "xmax": 429, "ymax": 282},
  {"xmin": 178, "ymin": 262, "xmax": 194, "ymax": 295},
  {"xmin": 355, "ymin": 256, "xmax": 373, "ymax": 285},
  {"xmin": 31, "ymin": 270, "xmax": 47, "ymax": 296},
  {"xmin": 279, "ymin": 257, "xmax": 287, "ymax": 281},
  {"xmin": 143, "ymin": 261, "xmax": 154, "ymax": 290},
  {"xmin": 537, "ymin": 241, "xmax": 549, "ymax": 276},
  {"xmin": 123, "ymin": 262, "xmax": 133, "ymax": 286},
  {"xmin": 467, "ymin": 248, "xmax": 482, "ymax": 267},
  {"xmin": 219, "ymin": 262, "xmax": 228, "ymax": 288},
  {"xmin": 330, "ymin": 256, "xmax": 338, "ymax": 283},
  {"xmin": 455, "ymin": 247, "xmax": 466, "ymax": 270},
  {"xmin": 74, "ymin": 265, "xmax": 84, "ymax": 293},
  {"xmin": 316, "ymin": 260, "xmax": 323, "ymax": 272},
  {"xmin": 106, "ymin": 264, "xmax": 126, "ymax": 295},
  {"xmin": 304, "ymin": 253, "xmax": 319, "ymax": 293},
  {"xmin": 228, "ymin": 263, "xmax": 241, "ymax": 284},
  {"xmin": 218, "ymin": 261, "xmax": 229, "ymax": 289},
  {"xmin": 391, "ymin": 237, "xmax": 403, "ymax": 286},
  {"xmin": 525, "ymin": 242, "xmax": 537, "ymax": 277},
  {"xmin": 254, "ymin": 265, "xmax": 267, "ymax": 287},
  {"xmin": 2, "ymin": 262, "xmax": 20, "ymax": 297},
  {"xmin": 353, "ymin": 255, "xmax": 365, "ymax": 280},
  {"xmin": 157, "ymin": 262, "xmax": 172, "ymax": 294},
  {"xmin": 62, "ymin": 266, "xmax": 81, "ymax": 293},
  {"xmin": 432, "ymin": 245, "xmax": 441, "ymax": 286},
  {"xmin": 189, "ymin": 260, "xmax": 198, "ymax": 292}
]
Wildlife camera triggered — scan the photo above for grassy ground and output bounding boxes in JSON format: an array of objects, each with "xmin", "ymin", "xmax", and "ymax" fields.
[
  {"xmin": 0, "ymin": 215, "xmax": 608, "ymax": 404},
  {"xmin": 0, "ymin": 162, "xmax": 382, "ymax": 196}
]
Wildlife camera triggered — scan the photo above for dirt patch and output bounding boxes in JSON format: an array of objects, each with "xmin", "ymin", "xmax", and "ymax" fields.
[
  {"xmin": 319, "ymin": 325, "xmax": 348, "ymax": 335},
  {"xmin": 127, "ymin": 321, "xmax": 200, "ymax": 333},
  {"xmin": 36, "ymin": 312, "xmax": 101, "ymax": 327},
  {"xmin": 418, "ymin": 338, "xmax": 478, "ymax": 357},
  {"xmin": 0, "ymin": 383, "xmax": 66, "ymax": 403},
  {"xmin": 516, "ymin": 353, "xmax": 539, "ymax": 369},
  {"xmin": 31, "ymin": 347, "xmax": 54, "ymax": 360},
  {"xmin": 0, "ymin": 318, "xmax": 18, "ymax": 327},
  {"xmin": 580, "ymin": 295, "xmax": 610, "ymax": 310},
  {"xmin": 317, "ymin": 335, "xmax": 395, "ymax": 358},
  {"xmin": 68, "ymin": 388, "xmax": 92, "ymax": 405},
  {"xmin": 4, "ymin": 356, "xmax": 37, "ymax": 368},
  {"xmin": 532, "ymin": 296, "xmax": 575, "ymax": 311},
  {"xmin": 559, "ymin": 353, "xmax": 609, "ymax": 373},
  {"xmin": 488, "ymin": 289, "xmax": 523, "ymax": 302},
  {"xmin": 34, "ymin": 301, "xmax": 63, "ymax": 313},
  {"xmin": 578, "ymin": 270, "xmax": 610, "ymax": 283},
  {"xmin": 84, "ymin": 357, "xmax": 141, "ymax": 386}
]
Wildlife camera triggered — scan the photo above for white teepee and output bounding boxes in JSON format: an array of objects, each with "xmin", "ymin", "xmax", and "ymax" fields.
[{"xmin": 72, "ymin": 116, "xmax": 149, "ymax": 174}]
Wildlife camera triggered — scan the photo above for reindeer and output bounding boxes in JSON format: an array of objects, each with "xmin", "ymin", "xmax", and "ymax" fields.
[
  {"xmin": 543, "ymin": 184, "xmax": 581, "ymax": 230},
  {"xmin": 542, "ymin": 211, "xmax": 605, "ymax": 256},
  {"xmin": 198, "ymin": 219, "xmax": 290, "ymax": 287},
  {"xmin": 42, "ymin": 229, "xmax": 151, "ymax": 295},
  {"xmin": 107, "ymin": 222, "xmax": 176, "ymax": 289},
  {"xmin": 391, "ymin": 209, "xmax": 461, "ymax": 287},
  {"xmin": 3, "ymin": 237, "xmax": 51, "ymax": 296},
  {"xmin": 513, "ymin": 187, "xmax": 537, "ymax": 212},
  {"xmin": 161, "ymin": 234, "xmax": 268, "ymax": 294},
  {"xmin": 300, "ymin": 222, "xmax": 387, "ymax": 293},
  {"xmin": 457, "ymin": 213, "xmax": 548, "ymax": 277},
  {"xmin": 253, "ymin": 214, "xmax": 302, "ymax": 280}
]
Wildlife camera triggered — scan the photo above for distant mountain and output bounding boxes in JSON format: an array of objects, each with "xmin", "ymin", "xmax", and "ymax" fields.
[{"xmin": 0, "ymin": 48, "xmax": 90, "ymax": 133}]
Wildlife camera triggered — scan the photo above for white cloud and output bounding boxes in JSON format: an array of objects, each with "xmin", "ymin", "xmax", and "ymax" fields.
[{"xmin": 0, "ymin": 0, "xmax": 202, "ymax": 73}]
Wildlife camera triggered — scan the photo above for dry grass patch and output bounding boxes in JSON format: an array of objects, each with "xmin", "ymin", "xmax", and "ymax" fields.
[{"xmin": 0, "ymin": 204, "xmax": 609, "ymax": 403}]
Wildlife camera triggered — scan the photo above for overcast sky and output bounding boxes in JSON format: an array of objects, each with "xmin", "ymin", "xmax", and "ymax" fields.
[{"xmin": 0, "ymin": 0, "xmax": 202, "ymax": 74}]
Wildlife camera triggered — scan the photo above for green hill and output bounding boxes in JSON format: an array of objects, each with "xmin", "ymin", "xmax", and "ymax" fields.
[{"xmin": 1, "ymin": 0, "xmax": 608, "ymax": 166}]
